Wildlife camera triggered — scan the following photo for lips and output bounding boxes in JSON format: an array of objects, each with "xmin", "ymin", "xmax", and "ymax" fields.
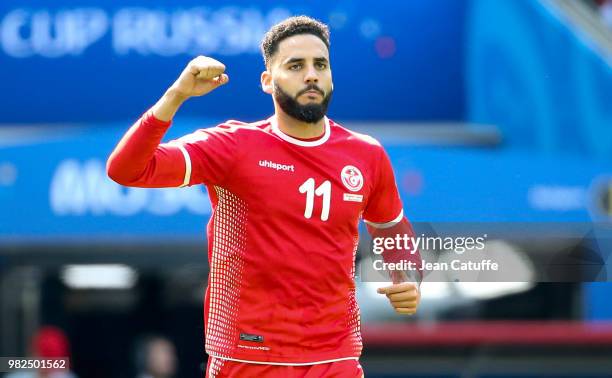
[{"xmin": 303, "ymin": 90, "xmax": 322, "ymax": 96}]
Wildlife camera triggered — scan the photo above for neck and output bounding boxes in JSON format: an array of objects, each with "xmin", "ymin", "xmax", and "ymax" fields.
[{"xmin": 274, "ymin": 107, "xmax": 326, "ymax": 139}]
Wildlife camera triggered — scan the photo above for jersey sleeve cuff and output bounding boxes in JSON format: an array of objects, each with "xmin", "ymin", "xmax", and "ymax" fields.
[
  {"xmin": 142, "ymin": 109, "xmax": 173, "ymax": 128},
  {"xmin": 363, "ymin": 209, "xmax": 403, "ymax": 229}
]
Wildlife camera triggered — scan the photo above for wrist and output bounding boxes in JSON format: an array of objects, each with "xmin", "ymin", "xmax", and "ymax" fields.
[
  {"xmin": 164, "ymin": 87, "xmax": 189, "ymax": 105},
  {"xmin": 151, "ymin": 88, "xmax": 188, "ymax": 122}
]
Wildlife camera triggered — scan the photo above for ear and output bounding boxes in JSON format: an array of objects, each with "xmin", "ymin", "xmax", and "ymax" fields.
[{"xmin": 261, "ymin": 70, "xmax": 273, "ymax": 94}]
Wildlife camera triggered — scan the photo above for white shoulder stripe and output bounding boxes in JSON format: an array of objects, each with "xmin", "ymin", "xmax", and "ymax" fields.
[
  {"xmin": 364, "ymin": 209, "xmax": 404, "ymax": 229},
  {"xmin": 175, "ymin": 144, "xmax": 191, "ymax": 187}
]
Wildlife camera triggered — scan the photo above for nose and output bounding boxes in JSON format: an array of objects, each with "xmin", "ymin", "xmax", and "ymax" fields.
[{"xmin": 304, "ymin": 64, "xmax": 318, "ymax": 84}]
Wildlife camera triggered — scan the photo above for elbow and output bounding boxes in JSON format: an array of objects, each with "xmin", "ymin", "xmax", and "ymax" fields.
[
  {"xmin": 106, "ymin": 154, "xmax": 148, "ymax": 187},
  {"xmin": 106, "ymin": 158, "xmax": 121, "ymax": 184},
  {"xmin": 106, "ymin": 156, "xmax": 130, "ymax": 185}
]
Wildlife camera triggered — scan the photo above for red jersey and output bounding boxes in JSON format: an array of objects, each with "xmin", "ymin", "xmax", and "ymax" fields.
[{"xmin": 107, "ymin": 111, "xmax": 407, "ymax": 365}]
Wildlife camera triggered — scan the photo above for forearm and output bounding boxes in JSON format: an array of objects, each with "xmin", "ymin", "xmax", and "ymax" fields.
[
  {"xmin": 151, "ymin": 87, "xmax": 188, "ymax": 122},
  {"xmin": 367, "ymin": 217, "xmax": 423, "ymax": 286}
]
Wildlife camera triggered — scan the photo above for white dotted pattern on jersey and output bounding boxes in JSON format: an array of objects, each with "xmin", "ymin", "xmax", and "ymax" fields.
[
  {"xmin": 347, "ymin": 235, "xmax": 362, "ymax": 355},
  {"xmin": 205, "ymin": 187, "xmax": 248, "ymax": 358},
  {"xmin": 206, "ymin": 357, "xmax": 226, "ymax": 377}
]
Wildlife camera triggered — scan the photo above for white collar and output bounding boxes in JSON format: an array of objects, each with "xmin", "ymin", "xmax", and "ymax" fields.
[{"xmin": 270, "ymin": 115, "xmax": 331, "ymax": 147}]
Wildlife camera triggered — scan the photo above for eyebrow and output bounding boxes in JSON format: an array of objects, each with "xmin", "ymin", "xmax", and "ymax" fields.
[{"xmin": 282, "ymin": 56, "xmax": 329, "ymax": 65}]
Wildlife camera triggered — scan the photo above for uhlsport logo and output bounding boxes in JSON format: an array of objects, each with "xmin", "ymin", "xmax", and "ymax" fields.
[
  {"xmin": 341, "ymin": 165, "xmax": 363, "ymax": 192},
  {"xmin": 258, "ymin": 160, "xmax": 295, "ymax": 172}
]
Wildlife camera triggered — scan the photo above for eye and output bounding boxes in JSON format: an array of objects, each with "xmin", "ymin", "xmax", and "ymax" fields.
[
  {"xmin": 316, "ymin": 62, "xmax": 327, "ymax": 69},
  {"xmin": 289, "ymin": 64, "xmax": 302, "ymax": 71}
]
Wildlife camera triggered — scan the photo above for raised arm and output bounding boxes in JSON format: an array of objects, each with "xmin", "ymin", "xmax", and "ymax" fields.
[{"xmin": 106, "ymin": 56, "xmax": 229, "ymax": 187}]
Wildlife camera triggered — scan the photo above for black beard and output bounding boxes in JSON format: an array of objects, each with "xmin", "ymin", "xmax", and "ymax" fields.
[{"xmin": 273, "ymin": 83, "xmax": 333, "ymax": 124}]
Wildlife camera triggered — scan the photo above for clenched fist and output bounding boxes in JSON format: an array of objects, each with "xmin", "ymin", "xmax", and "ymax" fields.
[
  {"xmin": 169, "ymin": 55, "xmax": 229, "ymax": 99},
  {"xmin": 377, "ymin": 282, "xmax": 420, "ymax": 315}
]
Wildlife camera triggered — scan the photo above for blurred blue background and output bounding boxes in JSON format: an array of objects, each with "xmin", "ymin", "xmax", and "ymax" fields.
[{"xmin": 1, "ymin": 0, "xmax": 611, "ymax": 377}]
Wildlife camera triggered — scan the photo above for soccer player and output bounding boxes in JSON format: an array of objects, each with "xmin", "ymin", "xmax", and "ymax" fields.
[{"xmin": 107, "ymin": 16, "xmax": 421, "ymax": 378}]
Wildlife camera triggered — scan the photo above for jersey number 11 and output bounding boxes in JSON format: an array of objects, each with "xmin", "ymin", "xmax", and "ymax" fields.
[{"xmin": 299, "ymin": 178, "xmax": 331, "ymax": 221}]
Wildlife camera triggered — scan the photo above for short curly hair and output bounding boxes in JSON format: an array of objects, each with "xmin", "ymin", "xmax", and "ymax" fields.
[{"xmin": 261, "ymin": 16, "xmax": 330, "ymax": 68}]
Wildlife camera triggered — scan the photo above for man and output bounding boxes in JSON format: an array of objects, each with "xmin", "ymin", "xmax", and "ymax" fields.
[
  {"xmin": 133, "ymin": 335, "xmax": 177, "ymax": 378},
  {"xmin": 108, "ymin": 16, "xmax": 421, "ymax": 378}
]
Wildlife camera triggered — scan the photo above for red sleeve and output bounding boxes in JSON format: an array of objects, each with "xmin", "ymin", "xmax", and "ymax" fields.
[
  {"xmin": 362, "ymin": 147, "xmax": 403, "ymax": 224},
  {"xmin": 106, "ymin": 110, "xmax": 188, "ymax": 188}
]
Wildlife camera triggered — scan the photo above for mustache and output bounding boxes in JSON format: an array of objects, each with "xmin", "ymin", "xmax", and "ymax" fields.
[{"xmin": 296, "ymin": 85, "xmax": 325, "ymax": 97}]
